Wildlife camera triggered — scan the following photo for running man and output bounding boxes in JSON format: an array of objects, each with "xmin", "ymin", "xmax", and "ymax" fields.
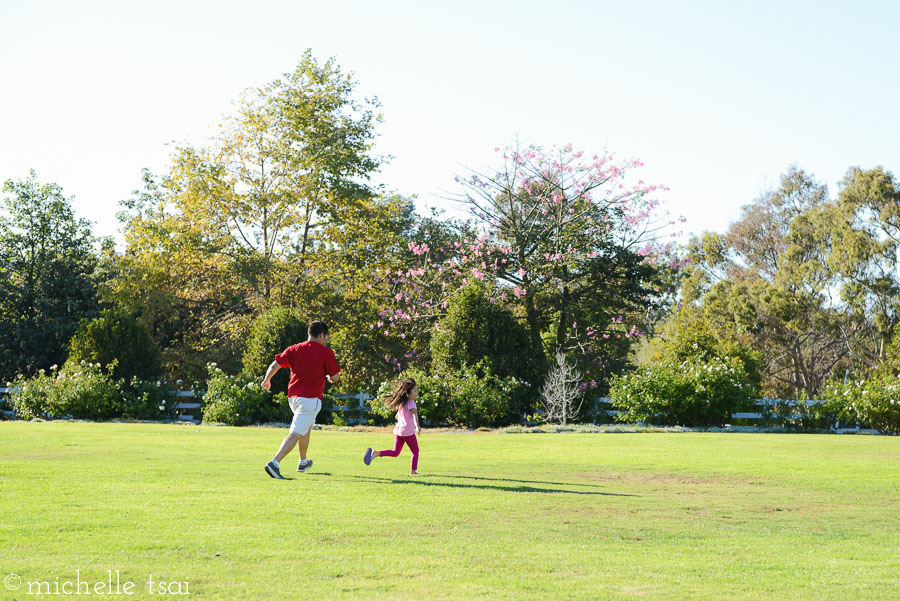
[{"xmin": 262, "ymin": 320, "xmax": 340, "ymax": 479}]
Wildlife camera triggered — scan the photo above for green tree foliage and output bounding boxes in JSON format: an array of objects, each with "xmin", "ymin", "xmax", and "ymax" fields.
[
  {"xmin": 829, "ymin": 166, "xmax": 900, "ymax": 367},
  {"xmin": 647, "ymin": 308, "xmax": 762, "ymax": 392},
  {"xmin": 202, "ymin": 364, "xmax": 290, "ymax": 425},
  {"xmin": 379, "ymin": 143, "xmax": 676, "ymax": 392},
  {"xmin": 306, "ymin": 193, "xmax": 425, "ymax": 392},
  {"xmin": 371, "ymin": 366, "xmax": 532, "ymax": 428},
  {"xmin": 609, "ymin": 356, "xmax": 756, "ymax": 427},
  {"xmin": 0, "ymin": 172, "xmax": 100, "ymax": 379},
  {"xmin": 241, "ymin": 306, "xmax": 307, "ymax": 395},
  {"xmin": 112, "ymin": 52, "xmax": 387, "ymax": 379},
  {"xmin": 681, "ymin": 167, "xmax": 847, "ymax": 398},
  {"xmin": 430, "ymin": 282, "xmax": 540, "ymax": 384},
  {"xmin": 681, "ymin": 165, "xmax": 900, "ymax": 397},
  {"xmin": 67, "ymin": 309, "xmax": 162, "ymax": 380}
]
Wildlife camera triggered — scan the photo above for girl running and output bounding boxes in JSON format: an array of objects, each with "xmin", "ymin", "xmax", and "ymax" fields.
[{"xmin": 364, "ymin": 378, "xmax": 421, "ymax": 474}]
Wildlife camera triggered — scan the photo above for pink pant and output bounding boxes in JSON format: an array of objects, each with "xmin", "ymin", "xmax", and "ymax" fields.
[{"xmin": 379, "ymin": 435, "xmax": 419, "ymax": 471}]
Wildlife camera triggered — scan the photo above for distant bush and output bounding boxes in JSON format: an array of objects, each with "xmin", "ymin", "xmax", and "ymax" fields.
[
  {"xmin": 67, "ymin": 309, "xmax": 162, "ymax": 380},
  {"xmin": 201, "ymin": 364, "xmax": 290, "ymax": 426},
  {"xmin": 822, "ymin": 375, "xmax": 900, "ymax": 434},
  {"xmin": 242, "ymin": 307, "xmax": 307, "ymax": 396},
  {"xmin": 11, "ymin": 362, "xmax": 119, "ymax": 420},
  {"xmin": 371, "ymin": 363, "xmax": 532, "ymax": 428},
  {"xmin": 609, "ymin": 357, "xmax": 756, "ymax": 427},
  {"xmin": 119, "ymin": 377, "xmax": 180, "ymax": 421},
  {"xmin": 9, "ymin": 362, "xmax": 180, "ymax": 421},
  {"xmin": 647, "ymin": 314, "xmax": 762, "ymax": 391}
]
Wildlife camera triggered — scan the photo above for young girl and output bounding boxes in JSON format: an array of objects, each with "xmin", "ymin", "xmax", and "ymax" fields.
[{"xmin": 364, "ymin": 378, "xmax": 421, "ymax": 474}]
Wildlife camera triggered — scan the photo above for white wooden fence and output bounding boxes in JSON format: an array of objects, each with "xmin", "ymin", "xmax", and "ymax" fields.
[
  {"xmin": 0, "ymin": 388, "xmax": 877, "ymax": 432},
  {"xmin": 0, "ymin": 387, "xmax": 374, "ymax": 423},
  {"xmin": 593, "ymin": 397, "xmax": 877, "ymax": 433}
]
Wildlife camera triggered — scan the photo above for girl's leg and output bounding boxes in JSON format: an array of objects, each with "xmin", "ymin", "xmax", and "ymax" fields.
[
  {"xmin": 406, "ymin": 435, "xmax": 419, "ymax": 472},
  {"xmin": 377, "ymin": 435, "xmax": 406, "ymax": 458}
]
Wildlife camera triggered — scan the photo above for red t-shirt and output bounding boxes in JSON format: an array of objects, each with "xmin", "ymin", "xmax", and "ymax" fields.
[{"xmin": 274, "ymin": 341, "xmax": 341, "ymax": 399}]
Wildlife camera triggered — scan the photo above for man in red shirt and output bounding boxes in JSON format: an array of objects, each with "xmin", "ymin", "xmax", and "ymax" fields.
[{"xmin": 261, "ymin": 321, "xmax": 341, "ymax": 479}]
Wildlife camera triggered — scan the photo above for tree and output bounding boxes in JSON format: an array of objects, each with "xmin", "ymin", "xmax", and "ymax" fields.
[
  {"xmin": 681, "ymin": 167, "xmax": 848, "ymax": 398},
  {"xmin": 540, "ymin": 352, "xmax": 583, "ymax": 425},
  {"xmin": 376, "ymin": 141, "xmax": 676, "ymax": 388},
  {"xmin": 67, "ymin": 309, "xmax": 162, "ymax": 380},
  {"xmin": 113, "ymin": 51, "xmax": 387, "ymax": 378},
  {"xmin": 430, "ymin": 282, "xmax": 540, "ymax": 384},
  {"xmin": 160, "ymin": 49, "xmax": 385, "ymax": 305},
  {"xmin": 828, "ymin": 166, "xmax": 900, "ymax": 368},
  {"xmin": 0, "ymin": 172, "xmax": 100, "ymax": 379},
  {"xmin": 241, "ymin": 306, "xmax": 307, "ymax": 395}
]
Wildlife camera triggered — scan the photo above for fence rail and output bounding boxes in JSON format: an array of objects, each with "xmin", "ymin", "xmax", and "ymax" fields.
[
  {"xmin": 593, "ymin": 397, "xmax": 875, "ymax": 433},
  {"xmin": 0, "ymin": 388, "xmax": 878, "ymax": 432},
  {"xmin": 0, "ymin": 388, "xmax": 375, "ymax": 423}
]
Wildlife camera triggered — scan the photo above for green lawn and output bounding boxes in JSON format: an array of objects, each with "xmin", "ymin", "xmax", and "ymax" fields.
[{"xmin": 1, "ymin": 422, "xmax": 898, "ymax": 600}]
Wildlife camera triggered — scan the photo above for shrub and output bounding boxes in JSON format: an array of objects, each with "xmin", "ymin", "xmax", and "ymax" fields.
[
  {"xmin": 822, "ymin": 375, "xmax": 900, "ymax": 434},
  {"xmin": 10, "ymin": 362, "xmax": 119, "ymax": 420},
  {"xmin": 118, "ymin": 378, "xmax": 180, "ymax": 421},
  {"xmin": 371, "ymin": 364, "xmax": 532, "ymax": 428},
  {"xmin": 609, "ymin": 357, "xmax": 756, "ymax": 427},
  {"xmin": 67, "ymin": 309, "xmax": 162, "ymax": 380},
  {"xmin": 648, "ymin": 313, "xmax": 762, "ymax": 391},
  {"xmin": 242, "ymin": 307, "xmax": 307, "ymax": 397},
  {"xmin": 430, "ymin": 283, "xmax": 541, "ymax": 385},
  {"xmin": 9, "ymin": 362, "xmax": 181, "ymax": 421},
  {"xmin": 201, "ymin": 364, "xmax": 291, "ymax": 425},
  {"xmin": 0, "ymin": 391, "xmax": 10, "ymax": 420}
]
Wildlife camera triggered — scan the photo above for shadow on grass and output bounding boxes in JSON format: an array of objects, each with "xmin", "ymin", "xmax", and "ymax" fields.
[
  {"xmin": 430, "ymin": 473, "xmax": 610, "ymax": 490},
  {"xmin": 351, "ymin": 475, "xmax": 635, "ymax": 496}
]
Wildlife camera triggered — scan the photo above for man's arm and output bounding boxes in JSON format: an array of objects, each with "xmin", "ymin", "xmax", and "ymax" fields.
[
  {"xmin": 326, "ymin": 372, "xmax": 341, "ymax": 384},
  {"xmin": 261, "ymin": 361, "xmax": 281, "ymax": 391}
]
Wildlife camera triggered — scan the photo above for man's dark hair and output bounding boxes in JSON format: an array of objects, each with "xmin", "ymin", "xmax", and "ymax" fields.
[{"xmin": 308, "ymin": 321, "xmax": 329, "ymax": 339}]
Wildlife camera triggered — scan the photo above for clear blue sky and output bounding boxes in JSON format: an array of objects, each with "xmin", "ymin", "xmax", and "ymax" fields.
[{"xmin": 2, "ymin": 0, "xmax": 898, "ymax": 242}]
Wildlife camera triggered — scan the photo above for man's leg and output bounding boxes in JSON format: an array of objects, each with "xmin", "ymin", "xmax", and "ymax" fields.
[
  {"xmin": 296, "ymin": 429, "xmax": 312, "ymax": 460},
  {"xmin": 273, "ymin": 431, "xmax": 301, "ymax": 463}
]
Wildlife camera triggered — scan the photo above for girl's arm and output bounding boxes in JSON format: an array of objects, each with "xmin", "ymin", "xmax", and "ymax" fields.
[{"xmin": 411, "ymin": 408, "xmax": 421, "ymax": 435}]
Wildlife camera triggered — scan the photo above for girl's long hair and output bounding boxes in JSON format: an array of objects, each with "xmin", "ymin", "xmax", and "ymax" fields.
[{"xmin": 385, "ymin": 378, "xmax": 416, "ymax": 412}]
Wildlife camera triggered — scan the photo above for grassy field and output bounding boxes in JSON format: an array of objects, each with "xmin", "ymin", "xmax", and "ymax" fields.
[{"xmin": 1, "ymin": 422, "xmax": 898, "ymax": 600}]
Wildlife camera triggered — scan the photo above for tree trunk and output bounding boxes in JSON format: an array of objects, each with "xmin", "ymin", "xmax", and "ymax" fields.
[
  {"xmin": 299, "ymin": 199, "xmax": 313, "ymax": 270},
  {"xmin": 556, "ymin": 285, "xmax": 570, "ymax": 351},
  {"xmin": 524, "ymin": 291, "xmax": 544, "ymax": 361}
]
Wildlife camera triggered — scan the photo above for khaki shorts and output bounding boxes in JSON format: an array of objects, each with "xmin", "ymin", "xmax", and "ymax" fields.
[{"xmin": 288, "ymin": 396, "xmax": 321, "ymax": 435}]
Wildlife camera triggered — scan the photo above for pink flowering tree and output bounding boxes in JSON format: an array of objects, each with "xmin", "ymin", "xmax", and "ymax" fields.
[{"xmin": 373, "ymin": 142, "xmax": 682, "ymax": 386}]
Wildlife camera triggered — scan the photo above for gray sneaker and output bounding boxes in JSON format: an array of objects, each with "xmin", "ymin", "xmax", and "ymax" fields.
[
  {"xmin": 265, "ymin": 461, "xmax": 285, "ymax": 479},
  {"xmin": 297, "ymin": 459, "xmax": 313, "ymax": 472}
]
